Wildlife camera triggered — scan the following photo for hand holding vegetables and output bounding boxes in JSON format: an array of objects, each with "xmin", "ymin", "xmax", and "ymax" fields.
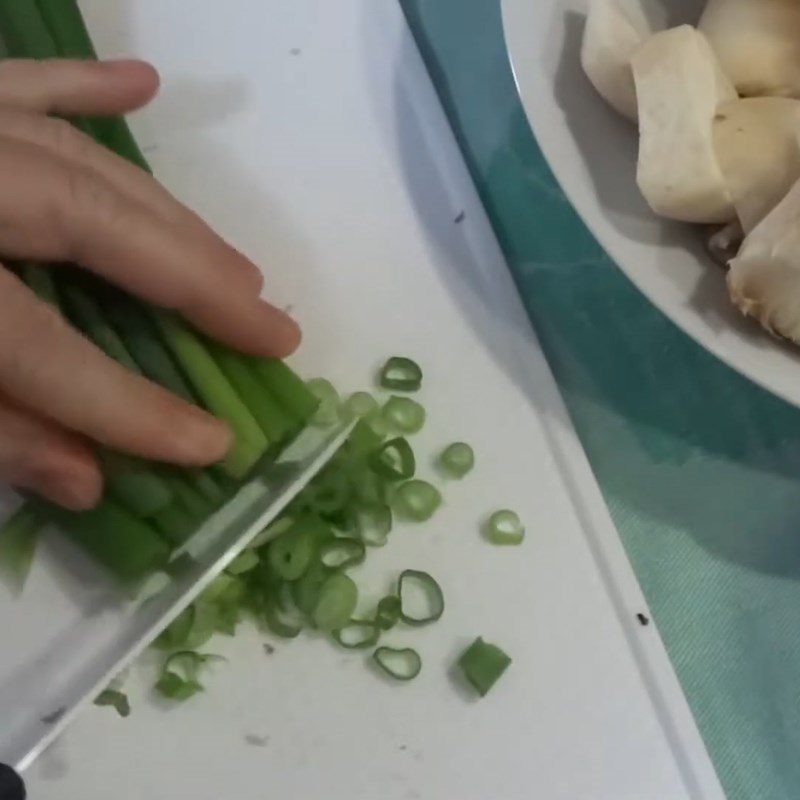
[{"xmin": 0, "ymin": 58, "xmax": 300, "ymax": 510}]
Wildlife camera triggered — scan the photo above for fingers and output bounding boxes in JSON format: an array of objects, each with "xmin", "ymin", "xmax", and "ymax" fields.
[
  {"xmin": 0, "ymin": 59, "xmax": 159, "ymax": 116},
  {"xmin": 0, "ymin": 268, "xmax": 233, "ymax": 466},
  {"xmin": 0, "ymin": 106, "xmax": 261, "ymax": 284},
  {"xmin": 0, "ymin": 393, "xmax": 101, "ymax": 510},
  {"xmin": 0, "ymin": 136, "xmax": 301, "ymax": 357}
]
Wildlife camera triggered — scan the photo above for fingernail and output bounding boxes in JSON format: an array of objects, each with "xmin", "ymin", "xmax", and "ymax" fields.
[
  {"xmin": 261, "ymin": 302, "xmax": 302, "ymax": 356},
  {"xmin": 175, "ymin": 410, "xmax": 233, "ymax": 465}
]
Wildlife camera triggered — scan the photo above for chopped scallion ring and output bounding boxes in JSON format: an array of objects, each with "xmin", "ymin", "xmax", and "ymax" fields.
[
  {"xmin": 156, "ymin": 651, "xmax": 222, "ymax": 701},
  {"xmin": 291, "ymin": 561, "xmax": 331, "ymax": 616},
  {"xmin": 392, "ymin": 480, "xmax": 441, "ymax": 522},
  {"xmin": 398, "ymin": 569, "xmax": 444, "ymax": 626},
  {"xmin": 333, "ymin": 621, "xmax": 381, "ymax": 649},
  {"xmin": 372, "ymin": 646, "xmax": 422, "ymax": 681},
  {"xmin": 343, "ymin": 391, "xmax": 379, "ymax": 421},
  {"xmin": 484, "ymin": 510, "xmax": 525, "ymax": 545},
  {"xmin": 457, "ymin": 637, "xmax": 511, "ymax": 697},
  {"xmin": 312, "ymin": 572, "xmax": 359, "ymax": 632},
  {"xmin": 307, "ymin": 378, "xmax": 341, "ymax": 427},
  {"xmin": 354, "ymin": 503, "xmax": 393, "ymax": 546},
  {"xmin": 248, "ymin": 515, "xmax": 294, "ymax": 550},
  {"xmin": 375, "ymin": 595, "xmax": 401, "ymax": 630},
  {"xmin": 94, "ymin": 689, "xmax": 130, "ymax": 718},
  {"xmin": 379, "ymin": 357, "xmax": 423, "ymax": 392},
  {"xmin": 268, "ymin": 526, "xmax": 316, "ymax": 581},
  {"xmin": 370, "ymin": 437, "xmax": 416, "ymax": 481},
  {"xmin": 439, "ymin": 442, "xmax": 475, "ymax": 478},
  {"xmin": 320, "ymin": 537, "xmax": 366, "ymax": 569},
  {"xmin": 382, "ymin": 396, "xmax": 426, "ymax": 434},
  {"xmin": 226, "ymin": 549, "xmax": 259, "ymax": 575}
]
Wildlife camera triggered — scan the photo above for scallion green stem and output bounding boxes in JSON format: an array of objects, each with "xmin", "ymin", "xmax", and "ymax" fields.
[
  {"xmin": 0, "ymin": 0, "xmax": 58, "ymax": 58},
  {"xmin": 209, "ymin": 343, "xmax": 293, "ymax": 444},
  {"xmin": 22, "ymin": 263, "xmax": 61, "ymax": 311},
  {"xmin": 107, "ymin": 296, "xmax": 196, "ymax": 402},
  {"xmin": 35, "ymin": 498, "xmax": 170, "ymax": 581},
  {"xmin": 62, "ymin": 284, "xmax": 141, "ymax": 374},
  {"xmin": 251, "ymin": 358, "xmax": 320, "ymax": 425},
  {"xmin": 101, "ymin": 452, "xmax": 174, "ymax": 518},
  {"xmin": 152, "ymin": 311, "xmax": 269, "ymax": 478}
]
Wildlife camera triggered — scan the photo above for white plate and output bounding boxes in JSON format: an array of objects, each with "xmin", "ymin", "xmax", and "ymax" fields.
[
  {"xmin": 3, "ymin": 1, "xmax": 722, "ymax": 798},
  {"xmin": 502, "ymin": 0, "xmax": 800, "ymax": 408}
]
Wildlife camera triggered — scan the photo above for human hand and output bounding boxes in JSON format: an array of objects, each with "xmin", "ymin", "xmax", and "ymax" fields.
[{"xmin": 0, "ymin": 58, "xmax": 300, "ymax": 510}]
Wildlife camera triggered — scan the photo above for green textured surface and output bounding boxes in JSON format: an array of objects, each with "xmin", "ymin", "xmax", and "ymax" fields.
[{"xmin": 401, "ymin": 2, "xmax": 800, "ymax": 798}]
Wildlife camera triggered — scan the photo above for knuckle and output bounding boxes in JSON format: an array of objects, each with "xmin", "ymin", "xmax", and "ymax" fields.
[
  {"xmin": 45, "ymin": 116, "xmax": 92, "ymax": 161},
  {"xmin": 58, "ymin": 167, "xmax": 127, "ymax": 252}
]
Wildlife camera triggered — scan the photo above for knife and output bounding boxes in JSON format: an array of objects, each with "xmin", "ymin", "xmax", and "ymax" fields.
[{"xmin": 0, "ymin": 421, "xmax": 354, "ymax": 796}]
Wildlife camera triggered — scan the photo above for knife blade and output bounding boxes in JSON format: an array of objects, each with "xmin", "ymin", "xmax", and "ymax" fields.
[{"xmin": 2, "ymin": 421, "xmax": 354, "ymax": 778}]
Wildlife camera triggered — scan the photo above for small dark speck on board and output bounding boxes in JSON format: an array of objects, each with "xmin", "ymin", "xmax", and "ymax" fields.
[
  {"xmin": 399, "ymin": 744, "xmax": 408, "ymax": 751},
  {"xmin": 41, "ymin": 706, "xmax": 67, "ymax": 725},
  {"xmin": 290, "ymin": 48, "xmax": 302, "ymax": 56},
  {"xmin": 142, "ymin": 144, "xmax": 159, "ymax": 155},
  {"xmin": 263, "ymin": 643, "xmax": 276, "ymax": 655},
  {"xmin": 454, "ymin": 210, "xmax": 466, "ymax": 224},
  {"xmin": 636, "ymin": 613, "xmax": 650, "ymax": 627},
  {"xmin": 245, "ymin": 733, "xmax": 270, "ymax": 747}
]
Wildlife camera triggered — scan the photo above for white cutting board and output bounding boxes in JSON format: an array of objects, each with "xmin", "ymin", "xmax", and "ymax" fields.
[{"xmin": 2, "ymin": 1, "xmax": 723, "ymax": 798}]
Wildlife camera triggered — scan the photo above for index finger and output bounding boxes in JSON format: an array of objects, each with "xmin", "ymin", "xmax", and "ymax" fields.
[{"xmin": 0, "ymin": 136, "xmax": 301, "ymax": 357}]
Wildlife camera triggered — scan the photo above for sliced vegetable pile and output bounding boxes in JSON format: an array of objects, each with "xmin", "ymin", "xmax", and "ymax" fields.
[
  {"xmin": 148, "ymin": 359, "xmax": 453, "ymax": 697},
  {"xmin": 101, "ymin": 358, "xmax": 516, "ymax": 707},
  {"xmin": 581, "ymin": 0, "xmax": 800, "ymax": 345},
  {"xmin": 0, "ymin": 0, "xmax": 319, "ymax": 584}
]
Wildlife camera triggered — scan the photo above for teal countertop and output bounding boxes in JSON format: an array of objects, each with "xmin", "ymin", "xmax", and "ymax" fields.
[{"xmin": 401, "ymin": 2, "xmax": 800, "ymax": 798}]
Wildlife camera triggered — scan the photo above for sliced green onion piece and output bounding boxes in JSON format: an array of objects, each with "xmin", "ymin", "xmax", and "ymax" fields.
[
  {"xmin": 363, "ymin": 408, "xmax": 390, "ymax": 439},
  {"xmin": 264, "ymin": 593, "xmax": 303, "ymax": 639},
  {"xmin": 156, "ymin": 651, "xmax": 221, "ymax": 701},
  {"xmin": 355, "ymin": 503, "xmax": 392, "ymax": 546},
  {"xmin": 369, "ymin": 437, "xmax": 416, "ymax": 481},
  {"xmin": 439, "ymin": 442, "xmax": 475, "ymax": 478},
  {"xmin": 226, "ymin": 550, "xmax": 259, "ymax": 575},
  {"xmin": 320, "ymin": 538, "xmax": 366, "ymax": 569},
  {"xmin": 375, "ymin": 595, "xmax": 401, "ymax": 630},
  {"xmin": 351, "ymin": 467, "xmax": 389, "ymax": 507},
  {"xmin": 484, "ymin": 510, "xmax": 525, "ymax": 546},
  {"xmin": 249, "ymin": 515, "xmax": 294, "ymax": 550},
  {"xmin": 307, "ymin": 378, "xmax": 341, "ymax": 428},
  {"xmin": 183, "ymin": 601, "xmax": 220, "ymax": 650},
  {"xmin": 94, "ymin": 689, "xmax": 130, "ymax": 718},
  {"xmin": 312, "ymin": 572, "xmax": 358, "ymax": 631},
  {"xmin": 343, "ymin": 391, "xmax": 379, "ymax": 421},
  {"xmin": 398, "ymin": 570, "xmax": 444, "ymax": 626},
  {"xmin": 382, "ymin": 396, "xmax": 426, "ymax": 434},
  {"xmin": 379, "ymin": 357, "xmax": 423, "ymax": 392},
  {"xmin": 267, "ymin": 525, "xmax": 317, "ymax": 581},
  {"xmin": 372, "ymin": 646, "xmax": 422, "ymax": 681},
  {"xmin": 305, "ymin": 469, "xmax": 351, "ymax": 516},
  {"xmin": 154, "ymin": 606, "xmax": 194, "ymax": 650},
  {"xmin": 457, "ymin": 637, "xmax": 512, "ymax": 697},
  {"xmin": 333, "ymin": 621, "xmax": 380, "ymax": 649},
  {"xmin": 346, "ymin": 418, "xmax": 385, "ymax": 457},
  {"xmin": 291, "ymin": 560, "xmax": 332, "ymax": 616},
  {"xmin": 392, "ymin": 480, "xmax": 442, "ymax": 522}
]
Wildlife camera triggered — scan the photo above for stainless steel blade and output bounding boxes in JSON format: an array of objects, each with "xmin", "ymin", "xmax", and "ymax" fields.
[{"xmin": 9, "ymin": 422, "xmax": 354, "ymax": 772}]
